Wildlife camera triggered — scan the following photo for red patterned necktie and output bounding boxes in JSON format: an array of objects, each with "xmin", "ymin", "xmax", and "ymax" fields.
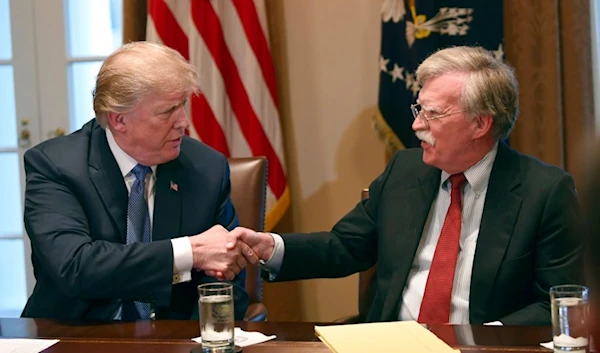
[{"xmin": 418, "ymin": 173, "xmax": 467, "ymax": 324}]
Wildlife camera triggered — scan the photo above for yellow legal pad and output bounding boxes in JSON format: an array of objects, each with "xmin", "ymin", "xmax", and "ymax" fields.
[{"xmin": 315, "ymin": 321, "xmax": 459, "ymax": 353}]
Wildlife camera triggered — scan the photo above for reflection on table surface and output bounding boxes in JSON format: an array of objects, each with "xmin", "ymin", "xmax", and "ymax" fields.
[{"xmin": 0, "ymin": 317, "xmax": 554, "ymax": 353}]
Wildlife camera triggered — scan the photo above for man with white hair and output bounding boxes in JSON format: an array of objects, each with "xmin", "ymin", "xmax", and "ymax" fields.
[
  {"xmin": 229, "ymin": 46, "xmax": 583, "ymax": 325},
  {"xmin": 22, "ymin": 42, "xmax": 257, "ymax": 321}
]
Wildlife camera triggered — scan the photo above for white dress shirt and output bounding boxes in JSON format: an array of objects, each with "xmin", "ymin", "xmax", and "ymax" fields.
[
  {"xmin": 265, "ymin": 143, "xmax": 499, "ymax": 324},
  {"xmin": 106, "ymin": 128, "xmax": 192, "ymax": 284},
  {"xmin": 399, "ymin": 143, "xmax": 498, "ymax": 323}
]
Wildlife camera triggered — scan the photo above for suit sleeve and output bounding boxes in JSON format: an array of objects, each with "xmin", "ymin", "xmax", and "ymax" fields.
[
  {"xmin": 208, "ymin": 157, "xmax": 249, "ymax": 320},
  {"xmin": 24, "ymin": 147, "xmax": 174, "ymax": 306},
  {"xmin": 499, "ymin": 174, "xmax": 584, "ymax": 325},
  {"xmin": 274, "ymin": 153, "xmax": 401, "ymax": 281}
]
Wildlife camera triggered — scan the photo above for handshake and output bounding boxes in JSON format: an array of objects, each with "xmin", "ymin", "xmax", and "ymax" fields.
[{"xmin": 188, "ymin": 225, "xmax": 275, "ymax": 280}]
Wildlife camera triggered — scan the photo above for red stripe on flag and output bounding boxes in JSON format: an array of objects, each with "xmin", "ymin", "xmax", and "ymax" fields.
[
  {"xmin": 191, "ymin": 94, "xmax": 231, "ymax": 157},
  {"xmin": 192, "ymin": 0, "xmax": 286, "ymax": 197},
  {"xmin": 149, "ymin": 0, "xmax": 189, "ymax": 60},
  {"xmin": 231, "ymin": 0, "xmax": 280, "ymax": 108},
  {"xmin": 150, "ymin": 0, "xmax": 229, "ymax": 159}
]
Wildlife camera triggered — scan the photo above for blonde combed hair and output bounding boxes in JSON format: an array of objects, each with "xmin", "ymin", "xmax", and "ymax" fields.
[
  {"xmin": 416, "ymin": 46, "xmax": 519, "ymax": 140},
  {"xmin": 93, "ymin": 41, "xmax": 200, "ymax": 127}
]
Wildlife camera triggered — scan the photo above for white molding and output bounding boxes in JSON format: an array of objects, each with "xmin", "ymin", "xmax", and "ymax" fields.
[
  {"xmin": 0, "ymin": 148, "xmax": 18, "ymax": 153},
  {"xmin": 0, "ymin": 234, "xmax": 26, "ymax": 240},
  {"xmin": 66, "ymin": 55, "xmax": 107, "ymax": 63},
  {"xmin": 10, "ymin": 0, "xmax": 40, "ymax": 298}
]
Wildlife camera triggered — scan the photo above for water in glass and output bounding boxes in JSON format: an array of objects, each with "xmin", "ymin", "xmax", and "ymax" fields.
[
  {"xmin": 552, "ymin": 297, "xmax": 589, "ymax": 352},
  {"xmin": 198, "ymin": 283, "xmax": 234, "ymax": 353}
]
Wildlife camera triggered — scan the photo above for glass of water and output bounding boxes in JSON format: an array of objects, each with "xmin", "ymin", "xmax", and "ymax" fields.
[
  {"xmin": 198, "ymin": 283, "xmax": 235, "ymax": 353},
  {"xmin": 550, "ymin": 285, "xmax": 589, "ymax": 352}
]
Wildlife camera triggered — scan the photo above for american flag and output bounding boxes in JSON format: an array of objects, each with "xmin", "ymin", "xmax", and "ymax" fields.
[{"xmin": 147, "ymin": 0, "xmax": 289, "ymax": 231}]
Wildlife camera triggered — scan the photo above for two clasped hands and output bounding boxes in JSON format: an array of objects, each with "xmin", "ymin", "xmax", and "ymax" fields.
[{"xmin": 188, "ymin": 225, "xmax": 275, "ymax": 280}]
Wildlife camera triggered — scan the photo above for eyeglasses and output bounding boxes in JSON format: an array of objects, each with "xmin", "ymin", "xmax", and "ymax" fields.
[{"xmin": 410, "ymin": 103, "xmax": 466, "ymax": 128}]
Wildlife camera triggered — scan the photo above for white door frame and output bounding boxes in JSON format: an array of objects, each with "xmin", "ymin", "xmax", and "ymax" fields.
[{"xmin": 9, "ymin": 0, "xmax": 41, "ymax": 297}]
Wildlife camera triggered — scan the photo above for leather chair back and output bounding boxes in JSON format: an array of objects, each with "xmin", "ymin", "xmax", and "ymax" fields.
[{"xmin": 228, "ymin": 157, "xmax": 268, "ymax": 321}]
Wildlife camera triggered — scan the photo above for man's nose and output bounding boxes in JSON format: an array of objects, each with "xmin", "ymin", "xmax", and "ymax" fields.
[
  {"xmin": 412, "ymin": 115, "xmax": 426, "ymax": 131},
  {"xmin": 174, "ymin": 107, "xmax": 190, "ymax": 130}
]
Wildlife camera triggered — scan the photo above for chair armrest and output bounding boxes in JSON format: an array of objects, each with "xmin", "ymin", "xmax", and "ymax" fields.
[{"xmin": 244, "ymin": 303, "xmax": 268, "ymax": 321}]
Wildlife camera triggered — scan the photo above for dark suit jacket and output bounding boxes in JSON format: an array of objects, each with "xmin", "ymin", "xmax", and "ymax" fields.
[
  {"xmin": 275, "ymin": 143, "xmax": 582, "ymax": 325},
  {"xmin": 21, "ymin": 119, "xmax": 248, "ymax": 320}
]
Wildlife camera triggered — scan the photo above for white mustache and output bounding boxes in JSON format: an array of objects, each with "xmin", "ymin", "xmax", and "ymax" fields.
[{"xmin": 415, "ymin": 131, "xmax": 436, "ymax": 146}]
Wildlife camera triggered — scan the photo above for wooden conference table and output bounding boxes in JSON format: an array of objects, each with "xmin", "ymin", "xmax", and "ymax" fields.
[{"xmin": 0, "ymin": 318, "xmax": 555, "ymax": 353}]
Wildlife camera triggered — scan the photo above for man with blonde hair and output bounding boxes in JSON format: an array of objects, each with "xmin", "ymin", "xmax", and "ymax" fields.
[
  {"xmin": 229, "ymin": 46, "xmax": 583, "ymax": 325},
  {"xmin": 22, "ymin": 42, "xmax": 257, "ymax": 321}
]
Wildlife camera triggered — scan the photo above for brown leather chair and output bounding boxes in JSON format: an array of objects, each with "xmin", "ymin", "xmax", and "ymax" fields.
[
  {"xmin": 228, "ymin": 157, "xmax": 268, "ymax": 321},
  {"xmin": 335, "ymin": 189, "xmax": 377, "ymax": 323}
]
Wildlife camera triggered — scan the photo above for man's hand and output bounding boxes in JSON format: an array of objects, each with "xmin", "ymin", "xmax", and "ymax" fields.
[
  {"xmin": 205, "ymin": 227, "xmax": 276, "ymax": 280},
  {"xmin": 229, "ymin": 227, "xmax": 275, "ymax": 261},
  {"xmin": 189, "ymin": 225, "xmax": 259, "ymax": 280}
]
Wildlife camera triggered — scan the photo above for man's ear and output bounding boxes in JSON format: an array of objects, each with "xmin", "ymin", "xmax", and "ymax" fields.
[
  {"xmin": 472, "ymin": 114, "xmax": 494, "ymax": 139},
  {"xmin": 106, "ymin": 112, "xmax": 126, "ymax": 133}
]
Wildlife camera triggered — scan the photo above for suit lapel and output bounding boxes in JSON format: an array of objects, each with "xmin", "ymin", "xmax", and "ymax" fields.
[
  {"xmin": 88, "ymin": 125, "xmax": 128, "ymax": 242},
  {"xmin": 469, "ymin": 143, "xmax": 522, "ymax": 322},
  {"xmin": 380, "ymin": 168, "xmax": 440, "ymax": 321},
  {"xmin": 152, "ymin": 159, "xmax": 184, "ymax": 241}
]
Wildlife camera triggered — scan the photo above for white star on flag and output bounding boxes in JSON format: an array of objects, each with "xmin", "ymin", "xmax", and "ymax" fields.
[
  {"xmin": 379, "ymin": 56, "xmax": 390, "ymax": 72},
  {"xmin": 390, "ymin": 63, "xmax": 404, "ymax": 82}
]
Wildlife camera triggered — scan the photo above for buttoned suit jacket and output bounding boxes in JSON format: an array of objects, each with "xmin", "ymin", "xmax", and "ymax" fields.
[{"xmin": 22, "ymin": 119, "xmax": 248, "ymax": 320}]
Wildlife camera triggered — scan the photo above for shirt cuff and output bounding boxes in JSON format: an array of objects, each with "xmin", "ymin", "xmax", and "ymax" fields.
[
  {"xmin": 483, "ymin": 321, "xmax": 503, "ymax": 326},
  {"xmin": 260, "ymin": 233, "xmax": 284, "ymax": 280},
  {"xmin": 171, "ymin": 237, "xmax": 193, "ymax": 284}
]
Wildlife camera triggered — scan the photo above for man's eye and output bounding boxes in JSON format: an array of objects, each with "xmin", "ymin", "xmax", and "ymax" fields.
[{"xmin": 169, "ymin": 103, "xmax": 185, "ymax": 114}]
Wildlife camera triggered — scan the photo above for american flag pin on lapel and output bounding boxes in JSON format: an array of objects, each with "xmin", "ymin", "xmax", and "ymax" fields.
[{"xmin": 170, "ymin": 181, "xmax": 178, "ymax": 192}]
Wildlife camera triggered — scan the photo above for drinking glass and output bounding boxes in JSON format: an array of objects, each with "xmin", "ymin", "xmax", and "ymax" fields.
[
  {"xmin": 550, "ymin": 285, "xmax": 589, "ymax": 352},
  {"xmin": 198, "ymin": 283, "xmax": 235, "ymax": 353}
]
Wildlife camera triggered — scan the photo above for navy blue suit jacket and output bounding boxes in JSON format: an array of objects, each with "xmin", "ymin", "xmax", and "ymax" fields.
[{"xmin": 21, "ymin": 119, "xmax": 248, "ymax": 320}]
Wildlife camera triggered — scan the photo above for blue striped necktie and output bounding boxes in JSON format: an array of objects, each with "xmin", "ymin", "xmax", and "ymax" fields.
[{"xmin": 122, "ymin": 164, "xmax": 152, "ymax": 321}]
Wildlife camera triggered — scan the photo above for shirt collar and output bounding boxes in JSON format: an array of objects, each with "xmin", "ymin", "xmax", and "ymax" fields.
[
  {"xmin": 441, "ymin": 142, "xmax": 499, "ymax": 193},
  {"xmin": 105, "ymin": 128, "xmax": 157, "ymax": 177}
]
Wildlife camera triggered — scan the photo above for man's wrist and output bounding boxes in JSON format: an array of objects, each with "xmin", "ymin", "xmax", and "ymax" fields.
[
  {"xmin": 261, "ymin": 233, "xmax": 284, "ymax": 275},
  {"xmin": 266, "ymin": 232, "xmax": 276, "ymax": 260},
  {"xmin": 188, "ymin": 236, "xmax": 205, "ymax": 270}
]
